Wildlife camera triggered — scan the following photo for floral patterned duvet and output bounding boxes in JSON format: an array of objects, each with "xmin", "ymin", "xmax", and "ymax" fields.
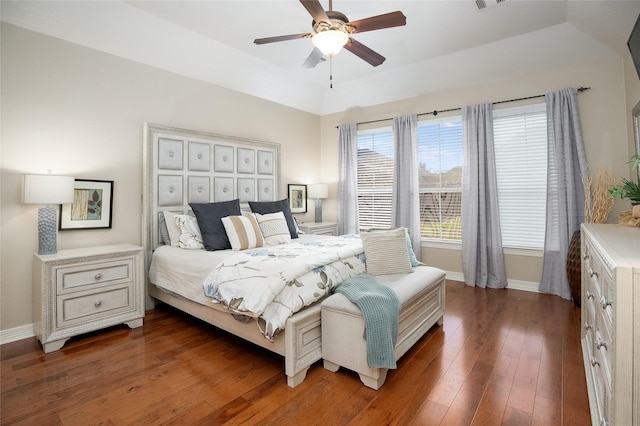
[{"xmin": 203, "ymin": 235, "xmax": 365, "ymax": 341}]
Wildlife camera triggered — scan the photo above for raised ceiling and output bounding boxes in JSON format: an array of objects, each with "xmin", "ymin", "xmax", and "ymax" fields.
[{"xmin": 2, "ymin": 1, "xmax": 639, "ymax": 115}]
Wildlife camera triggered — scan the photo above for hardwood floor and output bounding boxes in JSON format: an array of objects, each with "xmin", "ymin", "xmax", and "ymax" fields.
[{"xmin": 1, "ymin": 281, "xmax": 591, "ymax": 425}]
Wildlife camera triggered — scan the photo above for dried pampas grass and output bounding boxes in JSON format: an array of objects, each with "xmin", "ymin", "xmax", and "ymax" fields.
[{"xmin": 584, "ymin": 167, "xmax": 616, "ymax": 224}]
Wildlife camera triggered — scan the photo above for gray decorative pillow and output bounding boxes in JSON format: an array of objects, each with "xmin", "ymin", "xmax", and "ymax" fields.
[
  {"xmin": 361, "ymin": 228, "xmax": 413, "ymax": 276},
  {"xmin": 158, "ymin": 212, "xmax": 171, "ymax": 245},
  {"xmin": 190, "ymin": 199, "xmax": 241, "ymax": 251}
]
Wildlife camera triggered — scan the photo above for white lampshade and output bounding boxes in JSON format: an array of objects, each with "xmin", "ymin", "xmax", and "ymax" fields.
[
  {"xmin": 308, "ymin": 183, "xmax": 329, "ymax": 199},
  {"xmin": 312, "ymin": 30, "xmax": 349, "ymax": 57},
  {"xmin": 22, "ymin": 174, "xmax": 75, "ymax": 205}
]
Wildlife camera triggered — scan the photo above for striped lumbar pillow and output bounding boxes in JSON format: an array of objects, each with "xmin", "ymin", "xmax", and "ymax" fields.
[
  {"xmin": 221, "ymin": 214, "xmax": 264, "ymax": 250},
  {"xmin": 361, "ymin": 227, "xmax": 413, "ymax": 275}
]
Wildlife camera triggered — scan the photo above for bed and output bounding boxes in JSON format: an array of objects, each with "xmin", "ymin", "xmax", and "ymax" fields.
[
  {"xmin": 142, "ymin": 123, "xmax": 352, "ymax": 386},
  {"xmin": 142, "ymin": 124, "xmax": 445, "ymax": 388}
]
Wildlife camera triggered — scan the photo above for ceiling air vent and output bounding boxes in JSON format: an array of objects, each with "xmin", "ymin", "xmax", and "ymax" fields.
[{"xmin": 475, "ymin": 0, "xmax": 510, "ymax": 11}]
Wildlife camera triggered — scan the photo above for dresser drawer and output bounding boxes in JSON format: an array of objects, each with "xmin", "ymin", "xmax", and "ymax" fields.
[
  {"xmin": 56, "ymin": 259, "xmax": 133, "ymax": 294},
  {"xmin": 583, "ymin": 299, "xmax": 596, "ymax": 359},
  {"xmin": 56, "ymin": 283, "xmax": 134, "ymax": 328},
  {"xmin": 586, "ymin": 252, "xmax": 604, "ymax": 299},
  {"xmin": 599, "ymin": 271, "xmax": 615, "ymax": 327},
  {"xmin": 595, "ymin": 325, "xmax": 612, "ymax": 387}
]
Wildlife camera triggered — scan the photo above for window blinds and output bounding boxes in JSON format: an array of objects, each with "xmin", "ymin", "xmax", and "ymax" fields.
[
  {"xmin": 493, "ymin": 104, "xmax": 547, "ymax": 249},
  {"xmin": 355, "ymin": 103, "xmax": 547, "ymax": 250},
  {"xmin": 357, "ymin": 128, "xmax": 394, "ymax": 229},
  {"xmin": 418, "ymin": 118, "xmax": 463, "ymax": 240}
]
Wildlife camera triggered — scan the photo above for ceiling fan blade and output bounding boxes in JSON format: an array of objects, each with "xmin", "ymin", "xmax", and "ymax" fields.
[
  {"xmin": 302, "ymin": 48, "xmax": 326, "ymax": 68},
  {"xmin": 299, "ymin": 0, "xmax": 329, "ymax": 23},
  {"xmin": 254, "ymin": 33, "xmax": 311, "ymax": 45},
  {"xmin": 344, "ymin": 38, "xmax": 386, "ymax": 67},
  {"xmin": 347, "ymin": 11, "xmax": 407, "ymax": 33}
]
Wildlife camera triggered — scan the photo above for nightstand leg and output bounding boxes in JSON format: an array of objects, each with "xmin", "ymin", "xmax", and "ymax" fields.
[
  {"xmin": 42, "ymin": 338, "xmax": 69, "ymax": 353},
  {"xmin": 125, "ymin": 318, "xmax": 143, "ymax": 329}
]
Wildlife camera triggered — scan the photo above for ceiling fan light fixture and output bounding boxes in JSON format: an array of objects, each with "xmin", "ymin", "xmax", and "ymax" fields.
[{"xmin": 312, "ymin": 30, "xmax": 349, "ymax": 57}]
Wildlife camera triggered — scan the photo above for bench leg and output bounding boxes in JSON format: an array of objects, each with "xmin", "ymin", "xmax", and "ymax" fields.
[
  {"xmin": 323, "ymin": 360, "xmax": 341, "ymax": 373},
  {"xmin": 359, "ymin": 369, "xmax": 388, "ymax": 390}
]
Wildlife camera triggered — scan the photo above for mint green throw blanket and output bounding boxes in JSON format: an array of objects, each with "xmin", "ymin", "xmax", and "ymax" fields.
[{"xmin": 334, "ymin": 274, "xmax": 401, "ymax": 369}]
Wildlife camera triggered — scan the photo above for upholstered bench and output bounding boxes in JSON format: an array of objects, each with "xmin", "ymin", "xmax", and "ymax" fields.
[{"xmin": 321, "ymin": 266, "xmax": 446, "ymax": 389}]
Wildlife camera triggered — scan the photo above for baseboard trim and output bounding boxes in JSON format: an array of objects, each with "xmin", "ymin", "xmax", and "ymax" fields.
[
  {"xmin": 507, "ymin": 279, "xmax": 540, "ymax": 293},
  {"xmin": 0, "ymin": 324, "xmax": 35, "ymax": 345},
  {"xmin": 445, "ymin": 271, "xmax": 539, "ymax": 293}
]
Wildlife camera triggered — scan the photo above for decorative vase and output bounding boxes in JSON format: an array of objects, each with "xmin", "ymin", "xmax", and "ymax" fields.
[{"xmin": 566, "ymin": 229, "xmax": 582, "ymax": 308}]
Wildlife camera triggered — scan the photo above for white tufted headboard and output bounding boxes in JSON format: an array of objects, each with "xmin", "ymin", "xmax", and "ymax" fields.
[{"xmin": 142, "ymin": 123, "xmax": 281, "ymax": 265}]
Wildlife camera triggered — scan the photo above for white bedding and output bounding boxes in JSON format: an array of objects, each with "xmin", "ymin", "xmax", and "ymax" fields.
[
  {"xmin": 204, "ymin": 234, "xmax": 366, "ymax": 339},
  {"xmin": 148, "ymin": 234, "xmax": 366, "ymax": 341},
  {"xmin": 149, "ymin": 245, "xmax": 232, "ymax": 305}
]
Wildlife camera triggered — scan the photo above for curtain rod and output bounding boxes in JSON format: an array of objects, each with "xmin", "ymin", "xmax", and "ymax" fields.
[{"xmin": 337, "ymin": 86, "xmax": 591, "ymax": 128}]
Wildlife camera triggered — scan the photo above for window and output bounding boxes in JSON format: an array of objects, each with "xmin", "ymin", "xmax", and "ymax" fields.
[
  {"xmin": 418, "ymin": 117, "xmax": 463, "ymax": 240},
  {"xmin": 357, "ymin": 128, "xmax": 394, "ymax": 230},
  {"xmin": 355, "ymin": 103, "xmax": 547, "ymax": 250},
  {"xmin": 493, "ymin": 104, "xmax": 547, "ymax": 249}
]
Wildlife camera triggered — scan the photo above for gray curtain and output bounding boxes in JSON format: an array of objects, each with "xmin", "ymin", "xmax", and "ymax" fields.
[
  {"xmin": 392, "ymin": 115, "xmax": 421, "ymax": 259},
  {"xmin": 338, "ymin": 123, "xmax": 359, "ymax": 235},
  {"xmin": 540, "ymin": 88, "xmax": 587, "ymax": 299},
  {"xmin": 461, "ymin": 103, "xmax": 507, "ymax": 289}
]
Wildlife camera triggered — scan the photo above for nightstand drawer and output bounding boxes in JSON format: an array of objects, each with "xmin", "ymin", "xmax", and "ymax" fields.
[
  {"xmin": 56, "ymin": 259, "xmax": 133, "ymax": 293},
  {"xmin": 57, "ymin": 284, "xmax": 134, "ymax": 327}
]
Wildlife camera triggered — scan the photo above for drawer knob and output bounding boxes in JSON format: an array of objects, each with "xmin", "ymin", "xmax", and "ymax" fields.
[
  {"xmin": 586, "ymin": 291, "xmax": 594, "ymax": 300},
  {"xmin": 94, "ymin": 300, "xmax": 102, "ymax": 307},
  {"xmin": 600, "ymin": 296, "xmax": 612, "ymax": 309},
  {"xmin": 599, "ymin": 418, "xmax": 609, "ymax": 426},
  {"xmin": 595, "ymin": 337, "xmax": 608, "ymax": 351},
  {"xmin": 94, "ymin": 273, "xmax": 102, "ymax": 281},
  {"xmin": 583, "ymin": 253, "xmax": 589, "ymax": 260},
  {"xmin": 589, "ymin": 269, "xmax": 598, "ymax": 278},
  {"xmin": 584, "ymin": 322, "xmax": 592, "ymax": 331},
  {"xmin": 590, "ymin": 357, "xmax": 600, "ymax": 367}
]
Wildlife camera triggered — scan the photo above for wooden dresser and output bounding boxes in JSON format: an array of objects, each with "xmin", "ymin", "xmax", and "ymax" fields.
[{"xmin": 580, "ymin": 224, "xmax": 640, "ymax": 425}]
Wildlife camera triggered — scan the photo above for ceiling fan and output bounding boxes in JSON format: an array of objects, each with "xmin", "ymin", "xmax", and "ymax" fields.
[{"xmin": 253, "ymin": 0, "xmax": 406, "ymax": 68}]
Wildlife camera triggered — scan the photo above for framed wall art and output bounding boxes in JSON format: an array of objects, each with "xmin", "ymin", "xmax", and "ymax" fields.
[
  {"xmin": 60, "ymin": 179, "xmax": 113, "ymax": 230},
  {"xmin": 288, "ymin": 184, "xmax": 307, "ymax": 213}
]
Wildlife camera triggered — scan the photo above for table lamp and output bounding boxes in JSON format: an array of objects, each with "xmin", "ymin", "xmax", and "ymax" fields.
[
  {"xmin": 22, "ymin": 173, "xmax": 75, "ymax": 255},
  {"xmin": 307, "ymin": 183, "xmax": 328, "ymax": 223}
]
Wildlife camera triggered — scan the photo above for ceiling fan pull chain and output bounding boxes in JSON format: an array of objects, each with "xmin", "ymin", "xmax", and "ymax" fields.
[{"xmin": 330, "ymin": 56, "xmax": 333, "ymax": 88}]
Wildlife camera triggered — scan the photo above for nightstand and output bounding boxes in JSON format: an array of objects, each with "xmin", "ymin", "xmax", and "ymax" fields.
[
  {"xmin": 298, "ymin": 222, "xmax": 338, "ymax": 236},
  {"xmin": 33, "ymin": 244, "xmax": 145, "ymax": 353}
]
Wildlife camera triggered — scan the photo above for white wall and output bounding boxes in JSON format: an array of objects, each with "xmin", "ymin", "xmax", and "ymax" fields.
[
  {"xmin": 319, "ymin": 52, "xmax": 631, "ymax": 286},
  {"xmin": 0, "ymin": 24, "xmax": 322, "ymax": 334}
]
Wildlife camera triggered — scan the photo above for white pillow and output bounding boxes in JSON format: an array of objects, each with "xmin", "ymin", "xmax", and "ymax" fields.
[
  {"xmin": 162, "ymin": 211, "xmax": 182, "ymax": 247},
  {"xmin": 174, "ymin": 214, "xmax": 204, "ymax": 250},
  {"xmin": 361, "ymin": 227, "xmax": 413, "ymax": 275},
  {"xmin": 254, "ymin": 211, "xmax": 292, "ymax": 246},
  {"xmin": 222, "ymin": 214, "xmax": 264, "ymax": 250}
]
